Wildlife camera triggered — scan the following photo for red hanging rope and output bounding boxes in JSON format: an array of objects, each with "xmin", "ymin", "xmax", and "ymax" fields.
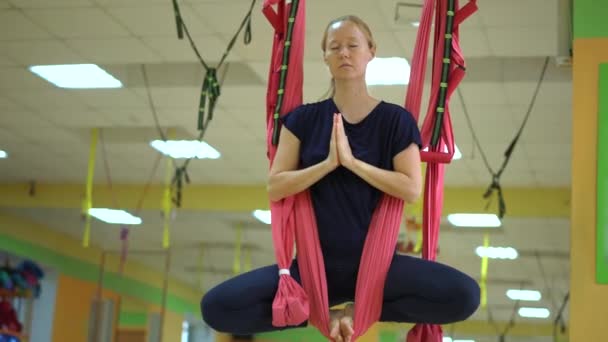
[{"xmin": 405, "ymin": 1, "xmax": 477, "ymax": 341}]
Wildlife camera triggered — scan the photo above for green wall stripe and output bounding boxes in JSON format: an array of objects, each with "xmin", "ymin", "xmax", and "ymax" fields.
[
  {"xmin": 0, "ymin": 232, "xmax": 199, "ymax": 314},
  {"xmin": 574, "ymin": 0, "xmax": 608, "ymax": 38},
  {"xmin": 119, "ymin": 312, "xmax": 148, "ymax": 327},
  {"xmin": 597, "ymin": 64, "xmax": 608, "ymax": 284},
  {"xmin": 258, "ymin": 327, "xmax": 326, "ymax": 341},
  {"xmin": 379, "ymin": 330, "xmax": 398, "ymax": 342}
]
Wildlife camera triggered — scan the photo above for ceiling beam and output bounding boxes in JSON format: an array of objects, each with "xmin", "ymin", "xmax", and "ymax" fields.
[{"xmin": 0, "ymin": 183, "xmax": 570, "ymax": 218}]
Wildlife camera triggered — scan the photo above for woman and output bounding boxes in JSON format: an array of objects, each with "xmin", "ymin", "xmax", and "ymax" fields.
[{"xmin": 201, "ymin": 15, "xmax": 480, "ymax": 342}]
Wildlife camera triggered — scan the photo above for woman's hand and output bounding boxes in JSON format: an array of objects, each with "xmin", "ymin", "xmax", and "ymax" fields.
[
  {"xmin": 325, "ymin": 114, "xmax": 340, "ymax": 171},
  {"xmin": 335, "ymin": 114, "xmax": 355, "ymax": 169},
  {"xmin": 328, "ymin": 304, "xmax": 355, "ymax": 342},
  {"xmin": 329, "ymin": 308, "xmax": 344, "ymax": 342}
]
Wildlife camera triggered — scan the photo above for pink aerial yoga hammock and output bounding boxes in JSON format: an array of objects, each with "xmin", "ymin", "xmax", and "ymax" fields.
[{"xmin": 262, "ymin": 0, "xmax": 478, "ymax": 341}]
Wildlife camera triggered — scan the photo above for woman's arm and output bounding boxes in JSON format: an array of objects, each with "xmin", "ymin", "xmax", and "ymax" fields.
[
  {"xmin": 267, "ymin": 122, "xmax": 339, "ymax": 202},
  {"xmin": 348, "ymin": 144, "xmax": 422, "ymax": 203}
]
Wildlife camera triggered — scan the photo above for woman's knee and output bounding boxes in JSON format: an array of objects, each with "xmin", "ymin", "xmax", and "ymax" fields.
[
  {"xmin": 200, "ymin": 290, "xmax": 230, "ymax": 333},
  {"xmin": 452, "ymin": 275, "xmax": 481, "ymax": 321}
]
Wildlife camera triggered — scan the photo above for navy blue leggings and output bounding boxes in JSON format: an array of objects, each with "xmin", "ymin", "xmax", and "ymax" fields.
[{"xmin": 201, "ymin": 254, "xmax": 480, "ymax": 335}]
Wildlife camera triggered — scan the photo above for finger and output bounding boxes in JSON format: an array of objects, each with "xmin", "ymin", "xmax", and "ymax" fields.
[
  {"xmin": 331, "ymin": 327, "xmax": 342, "ymax": 342},
  {"xmin": 340, "ymin": 317, "xmax": 354, "ymax": 342}
]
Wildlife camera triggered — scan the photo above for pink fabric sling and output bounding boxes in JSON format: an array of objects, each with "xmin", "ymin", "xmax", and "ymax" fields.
[{"xmin": 262, "ymin": 1, "xmax": 477, "ymax": 340}]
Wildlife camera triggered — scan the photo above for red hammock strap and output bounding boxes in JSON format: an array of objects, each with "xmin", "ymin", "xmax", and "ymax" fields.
[
  {"xmin": 454, "ymin": 0, "xmax": 478, "ymax": 26},
  {"xmin": 352, "ymin": 196, "xmax": 404, "ymax": 338},
  {"xmin": 265, "ymin": 0, "xmax": 309, "ymax": 328},
  {"xmin": 262, "ymin": 0, "xmax": 283, "ymax": 32},
  {"xmin": 407, "ymin": 1, "xmax": 477, "ymax": 341},
  {"xmin": 404, "ymin": 0, "xmax": 436, "ymax": 121}
]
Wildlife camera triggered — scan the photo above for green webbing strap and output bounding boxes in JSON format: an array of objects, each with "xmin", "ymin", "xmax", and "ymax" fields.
[
  {"xmin": 172, "ymin": 0, "xmax": 256, "ymax": 133},
  {"xmin": 272, "ymin": 0, "xmax": 300, "ymax": 146},
  {"xmin": 198, "ymin": 68, "xmax": 220, "ymax": 131},
  {"xmin": 430, "ymin": 0, "xmax": 457, "ymax": 147},
  {"xmin": 172, "ymin": 0, "xmax": 183, "ymax": 39},
  {"xmin": 168, "ymin": 0, "xmax": 256, "ymax": 208}
]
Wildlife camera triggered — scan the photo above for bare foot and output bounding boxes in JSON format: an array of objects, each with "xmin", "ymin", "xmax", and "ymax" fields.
[
  {"xmin": 329, "ymin": 309, "xmax": 344, "ymax": 342},
  {"xmin": 340, "ymin": 303, "xmax": 355, "ymax": 342}
]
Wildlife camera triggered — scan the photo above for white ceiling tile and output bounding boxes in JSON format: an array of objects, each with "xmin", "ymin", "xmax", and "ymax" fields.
[
  {"xmin": 214, "ymin": 85, "xmax": 266, "ymax": 111},
  {"xmin": 94, "ymin": 0, "xmax": 172, "ymax": 7},
  {"xmin": 9, "ymin": 0, "xmax": 93, "ymax": 8},
  {"xmin": 505, "ymin": 81, "xmax": 572, "ymax": 106},
  {"xmin": 107, "ymin": 3, "xmax": 214, "ymax": 37},
  {"xmin": 42, "ymin": 109, "xmax": 110, "ymax": 127},
  {"xmin": 131, "ymin": 86, "xmax": 198, "ymax": 108},
  {"xmin": 155, "ymin": 107, "xmax": 203, "ymax": 129},
  {"xmin": 444, "ymin": 162, "xmax": 478, "ymax": 186},
  {"xmin": 487, "ymin": 27, "xmax": 557, "ymax": 57},
  {"xmin": 3, "ymin": 88, "xmax": 89, "ymax": 111},
  {"xmin": 524, "ymin": 143, "xmax": 570, "ymax": 161},
  {"xmin": 459, "ymin": 28, "xmax": 492, "ymax": 57},
  {"xmin": 0, "ymin": 54, "xmax": 18, "ymax": 66},
  {"xmin": 390, "ymin": 30, "xmax": 419, "ymax": 61},
  {"xmin": 459, "ymin": 82, "xmax": 508, "ymax": 105},
  {"xmin": 216, "ymin": 8, "xmax": 273, "ymax": 63},
  {"xmin": 17, "ymin": 124, "xmax": 82, "ymax": 144},
  {"xmin": 0, "ymin": 109, "xmax": 55, "ymax": 126},
  {"xmin": 511, "ymin": 105, "xmax": 571, "ymax": 144},
  {"xmin": 142, "ymin": 34, "xmax": 235, "ymax": 63},
  {"xmin": 0, "ymin": 96, "xmax": 22, "ymax": 109},
  {"xmin": 477, "ymin": 0, "xmax": 557, "ymax": 28},
  {"xmin": 71, "ymin": 88, "xmax": 147, "ymax": 108},
  {"xmin": 0, "ymin": 67, "xmax": 54, "ymax": 89},
  {"xmin": 0, "ymin": 126, "xmax": 28, "ymax": 144},
  {"xmin": 2, "ymin": 39, "xmax": 86, "ymax": 65},
  {"xmin": 65, "ymin": 37, "xmax": 163, "ymax": 64},
  {"xmin": 25, "ymin": 7, "xmax": 131, "ymax": 38},
  {"xmin": 0, "ymin": 9, "xmax": 51, "ymax": 40},
  {"xmin": 189, "ymin": 2, "xmax": 273, "ymax": 35},
  {"xmin": 97, "ymin": 108, "xmax": 154, "ymax": 126}
]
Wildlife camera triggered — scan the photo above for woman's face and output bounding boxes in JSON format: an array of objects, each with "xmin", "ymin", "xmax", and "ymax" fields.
[{"xmin": 323, "ymin": 20, "xmax": 375, "ymax": 82}]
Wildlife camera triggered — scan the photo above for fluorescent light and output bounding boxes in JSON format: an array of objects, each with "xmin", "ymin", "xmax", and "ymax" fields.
[
  {"xmin": 252, "ymin": 209, "xmax": 271, "ymax": 224},
  {"xmin": 88, "ymin": 208, "xmax": 142, "ymax": 225},
  {"xmin": 447, "ymin": 213, "xmax": 501, "ymax": 227},
  {"xmin": 453, "ymin": 145, "xmax": 462, "ymax": 160},
  {"xmin": 422, "ymin": 144, "xmax": 462, "ymax": 160},
  {"xmin": 443, "ymin": 338, "xmax": 475, "ymax": 342},
  {"xmin": 150, "ymin": 140, "xmax": 220, "ymax": 159},
  {"xmin": 476, "ymin": 246, "xmax": 518, "ymax": 260},
  {"xmin": 29, "ymin": 64, "xmax": 122, "ymax": 89},
  {"xmin": 0, "ymin": 150, "xmax": 7, "ymax": 159},
  {"xmin": 411, "ymin": 21, "xmax": 420, "ymax": 27},
  {"xmin": 507, "ymin": 289, "xmax": 542, "ymax": 301},
  {"xmin": 518, "ymin": 307, "xmax": 550, "ymax": 318},
  {"xmin": 366, "ymin": 57, "xmax": 410, "ymax": 86}
]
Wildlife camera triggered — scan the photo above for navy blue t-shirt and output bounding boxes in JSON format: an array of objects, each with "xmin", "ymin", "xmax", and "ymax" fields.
[{"xmin": 281, "ymin": 98, "xmax": 422, "ymax": 263}]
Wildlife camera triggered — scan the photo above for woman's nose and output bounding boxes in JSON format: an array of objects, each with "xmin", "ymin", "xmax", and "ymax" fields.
[{"xmin": 338, "ymin": 47, "xmax": 349, "ymax": 57}]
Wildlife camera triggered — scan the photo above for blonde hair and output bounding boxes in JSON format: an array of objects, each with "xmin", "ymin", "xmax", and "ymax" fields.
[{"xmin": 320, "ymin": 15, "xmax": 377, "ymax": 99}]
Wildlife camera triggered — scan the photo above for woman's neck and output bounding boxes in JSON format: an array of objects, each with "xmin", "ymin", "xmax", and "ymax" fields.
[{"xmin": 332, "ymin": 78, "xmax": 378, "ymax": 123}]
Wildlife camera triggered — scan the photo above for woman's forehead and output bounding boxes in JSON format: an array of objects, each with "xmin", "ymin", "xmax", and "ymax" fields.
[{"xmin": 327, "ymin": 22, "xmax": 365, "ymax": 40}]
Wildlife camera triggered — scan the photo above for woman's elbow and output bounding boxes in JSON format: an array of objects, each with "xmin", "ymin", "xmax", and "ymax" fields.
[
  {"xmin": 401, "ymin": 182, "xmax": 422, "ymax": 204},
  {"xmin": 267, "ymin": 177, "xmax": 283, "ymax": 202}
]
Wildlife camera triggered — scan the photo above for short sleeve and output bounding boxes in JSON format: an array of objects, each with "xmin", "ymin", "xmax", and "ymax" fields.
[
  {"xmin": 391, "ymin": 107, "xmax": 422, "ymax": 158},
  {"xmin": 280, "ymin": 104, "xmax": 309, "ymax": 142}
]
